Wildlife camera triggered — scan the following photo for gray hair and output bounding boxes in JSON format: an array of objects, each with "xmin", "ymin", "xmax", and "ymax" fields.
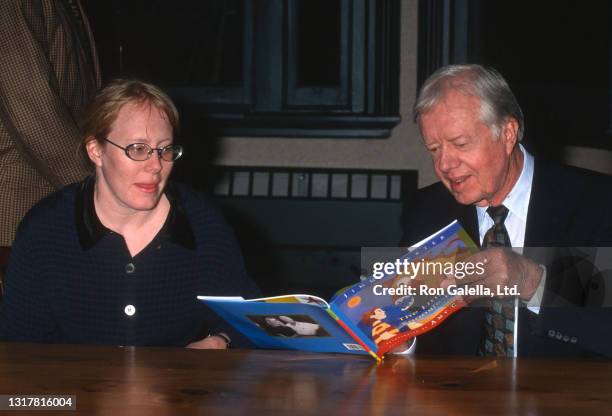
[{"xmin": 414, "ymin": 64, "xmax": 524, "ymax": 141}]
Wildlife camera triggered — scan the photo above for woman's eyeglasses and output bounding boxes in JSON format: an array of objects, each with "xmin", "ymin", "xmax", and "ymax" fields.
[{"xmin": 102, "ymin": 138, "xmax": 183, "ymax": 162}]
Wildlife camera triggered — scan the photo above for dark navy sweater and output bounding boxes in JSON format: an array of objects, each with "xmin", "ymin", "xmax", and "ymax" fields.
[{"xmin": 0, "ymin": 178, "xmax": 260, "ymax": 347}]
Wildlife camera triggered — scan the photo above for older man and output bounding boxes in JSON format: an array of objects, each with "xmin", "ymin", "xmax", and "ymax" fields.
[{"xmin": 402, "ymin": 64, "xmax": 612, "ymax": 357}]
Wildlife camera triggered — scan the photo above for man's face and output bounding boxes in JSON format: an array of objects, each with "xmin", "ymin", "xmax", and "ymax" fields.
[{"xmin": 419, "ymin": 91, "xmax": 518, "ymax": 207}]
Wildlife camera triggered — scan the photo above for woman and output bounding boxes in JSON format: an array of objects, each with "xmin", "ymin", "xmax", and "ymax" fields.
[{"xmin": 0, "ymin": 80, "xmax": 259, "ymax": 348}]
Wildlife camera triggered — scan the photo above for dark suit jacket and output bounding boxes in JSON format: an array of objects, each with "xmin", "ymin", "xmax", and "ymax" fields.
[
  {"xmin": 0, "ymin": 0, "xmax": 100, "ymax": 245},
  {"xmin": 401, "ymin": 159, "xmax": 612, "ymax": 357}
]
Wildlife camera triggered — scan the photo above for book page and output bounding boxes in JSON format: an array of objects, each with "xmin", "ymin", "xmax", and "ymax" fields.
[{"xmin": 330, "ymin": 220, "xmax": 479, "ymax": 356}]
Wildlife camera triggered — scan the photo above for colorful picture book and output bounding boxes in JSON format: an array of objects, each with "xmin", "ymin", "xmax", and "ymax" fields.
[{"xmin": 199, "ymin": 220, "xmax": 478, "ymax": 361}]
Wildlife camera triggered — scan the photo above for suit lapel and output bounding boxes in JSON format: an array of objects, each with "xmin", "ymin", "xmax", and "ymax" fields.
[
  {"xmin": 524, "ymin": 162, "xmax": 542, "ymax": 247},
  {"xmin": 456, "ymin": 203, "xmax": 480, "ymax": 247},
  {"xmin": 524, "ymin": 160, "xmax": 566, "ymax": 246}
]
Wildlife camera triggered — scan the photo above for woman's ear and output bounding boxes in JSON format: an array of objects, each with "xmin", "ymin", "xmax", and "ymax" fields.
[{"xmin": 85, "ymin": 138, "xmax": 103, "ymax": 167}]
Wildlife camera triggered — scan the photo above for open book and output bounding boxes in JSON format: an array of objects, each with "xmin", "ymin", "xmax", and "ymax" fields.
[{"xmin": 199, "ymin": 220, "xmax": 478, "ymax": 361}]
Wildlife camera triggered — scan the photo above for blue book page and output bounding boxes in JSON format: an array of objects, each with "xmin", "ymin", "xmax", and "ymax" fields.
[
  {"xmin": 201, "ymin": 299, "xmax": 369, "ymax": 355},
  {"xmin": 331, "ymin": 221, "xmax": 478, "ymax": 355}
]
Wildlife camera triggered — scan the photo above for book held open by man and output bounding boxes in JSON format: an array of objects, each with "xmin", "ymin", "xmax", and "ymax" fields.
[{"xmin": 199, "ymin": 220, "xmax": 478, "ymax": 361}]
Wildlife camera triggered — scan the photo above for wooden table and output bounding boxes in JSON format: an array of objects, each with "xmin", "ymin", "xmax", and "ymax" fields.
[{"xmin": 0, "ymin": 343, "xmax": 611, "ymax": 415}]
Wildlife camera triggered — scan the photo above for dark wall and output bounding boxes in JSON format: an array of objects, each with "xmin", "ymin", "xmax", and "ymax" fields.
[
  {"xmin": 473, "ymin": 0, "xmax": 611, "ymax": 159},
  {"xmin": 419, "ymin": 0, "xmax": 612, "ymax": 160}
]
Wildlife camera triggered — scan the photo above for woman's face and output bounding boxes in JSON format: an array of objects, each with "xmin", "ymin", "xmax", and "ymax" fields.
[{"xmin": 87, "ymin": 101, "xmax": 174, "ymax": 215}]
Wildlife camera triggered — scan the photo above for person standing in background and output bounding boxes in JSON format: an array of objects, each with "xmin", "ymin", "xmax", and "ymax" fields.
[{"xmin": 0, "ymin": 0, "xmax": 101, "ymax": 290}]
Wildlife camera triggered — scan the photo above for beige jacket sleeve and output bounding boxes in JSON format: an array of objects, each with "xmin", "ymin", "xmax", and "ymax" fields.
[{"xmin": 0, "ymin": 0, "xmax": 100, "ymax": 189}]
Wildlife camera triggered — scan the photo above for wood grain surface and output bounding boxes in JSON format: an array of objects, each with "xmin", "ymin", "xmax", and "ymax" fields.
[{"xmin": 0, "ymin": 343, "xmax": 610, "ymax": 415}]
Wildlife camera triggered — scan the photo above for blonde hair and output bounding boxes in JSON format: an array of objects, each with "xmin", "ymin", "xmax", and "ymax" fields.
[{"xmin": 81, "ymin": 79, "xmax": 179, "ymax": 149}]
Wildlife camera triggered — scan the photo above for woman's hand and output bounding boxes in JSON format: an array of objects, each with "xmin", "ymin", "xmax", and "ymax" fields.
[{"xmin": 186, "ymin": 334, "xmax": 230, "ymax": 349}]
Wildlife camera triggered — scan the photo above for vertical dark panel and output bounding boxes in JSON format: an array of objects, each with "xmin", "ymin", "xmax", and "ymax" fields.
[
  {"xmin": 286, "ymin": 0, "xmax": 350, "ymax": 108},
  {"xmin": 368, "ymin": 0, "xmax": 400, "ymax": 115},
  {"xmin": 254, "ymin": 0, "xmax": 283, "ymax": 111},
  {"xmin": 296, "ymin": 0, "xmax": 341, "ymax": 86},
  {"xmin": 417, "ymin": 0, "xmax": 447, "ymax": 88},
  {"xmin": 351, "ymin": 0, "xmax": 366, "ymax": 113},
  {"xmin": 365, "ymin": 0, "xmax": 377, "ymax": 114},
  {"xmin": 417, "ymin": 0, "xmax": 470, "ymax": 88},
  {"xmin": 609, "ymin": 2, "xmax": 612, "ymax": 136}
]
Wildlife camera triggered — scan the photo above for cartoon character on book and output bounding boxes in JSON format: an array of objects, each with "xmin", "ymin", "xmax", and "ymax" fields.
[
  {"xmin": 360, "ymin": 299, "xmax": 443, "ymax": 346},
  {"xmin": 361, "ymin": 307, "xmax": 403, "ymax": 346},
  {"xmin": 374, "ymin": 277, "xmax": 423, "ymax": 319}
]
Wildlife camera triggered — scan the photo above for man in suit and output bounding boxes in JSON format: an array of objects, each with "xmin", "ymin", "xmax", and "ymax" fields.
[
  {"xmin": 402, "ymin": 64, "xmax": 612, "ymax": 357},
  {"xmin": 0, "ymin": 0, "xmax": 101, "ymax": 289}
]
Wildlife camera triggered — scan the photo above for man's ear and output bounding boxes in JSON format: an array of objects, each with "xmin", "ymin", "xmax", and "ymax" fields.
[
  {"xmin": 501, "ymin": 118, "xmax": 519, "ymax": 155},
  {"xmin": 85, "ymin": 138, "xmax": 103, "ymax": 167}
]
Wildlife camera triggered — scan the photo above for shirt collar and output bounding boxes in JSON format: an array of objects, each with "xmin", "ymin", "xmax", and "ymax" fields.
[
  {"xmin": 476, "ymin": 144, "xmax": 534, "ymax": 224},
  {"xmin": 75, "ymin": 176, "xmax": 196, "ymax": 251}
]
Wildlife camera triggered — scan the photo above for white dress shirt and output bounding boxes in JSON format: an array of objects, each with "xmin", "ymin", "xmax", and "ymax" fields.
[
  {"xmin": 475, "ymin": 144, "xmax": 545, "ymax": 312},
  {"xmin": 405, "ymin": 145, "xmax": 545, "ymax": 356},
  {"xmin": 476, "ymin": 144, "xmax": 534, "ymax": 249},
  {"xmin": 475, "ymin": 145, "xmax": 547, "ymax": 356}
]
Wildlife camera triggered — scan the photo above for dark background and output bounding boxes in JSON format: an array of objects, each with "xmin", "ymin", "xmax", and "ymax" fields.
[
  {"xmin": 84, "ymin": 0, "xmax": 612, "ymax": 156},
  {"xmin": 81, "ymin": 0, "xmax": 612, "ymax": 296},
  {"xmin": 473, "ymin": 0, "xmax": 610, "ymax": 159}
]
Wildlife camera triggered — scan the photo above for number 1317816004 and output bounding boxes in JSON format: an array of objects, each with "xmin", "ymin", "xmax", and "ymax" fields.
[{"xmin": 1, "ymin": 395, "xmax": 75, "ymax": 410}]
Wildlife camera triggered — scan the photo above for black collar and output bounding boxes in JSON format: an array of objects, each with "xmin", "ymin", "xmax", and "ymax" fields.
[{"xmin": 75, "ymin": 176, "xmax": 196, "ymax": 251}]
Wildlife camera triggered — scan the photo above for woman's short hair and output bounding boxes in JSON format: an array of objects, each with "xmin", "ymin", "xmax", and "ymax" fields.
[
  {"xmin": 413, "ymin": 64, "xmax": 524, "ymax": 141},
  {"xmin": 81, "ymin": 79, "xmax": 179, "ymax": 147}
]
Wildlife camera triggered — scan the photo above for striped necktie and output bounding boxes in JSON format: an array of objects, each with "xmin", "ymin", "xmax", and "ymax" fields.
[{"xmin": 480, "ymin": 205, "xmax": 516, "ymax": 356}]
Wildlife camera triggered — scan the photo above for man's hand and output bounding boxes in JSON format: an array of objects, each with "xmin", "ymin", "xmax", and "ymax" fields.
[
  {"xmin": 186, "ymin": 334, "xmax": 229, "ymax": 349},
  {"xmin": 390, "ymin": 337, "xmax": 416, "ymax": 355},
  {"xmin": 446, "ymin": 247, "xmax": 543, "ymax": 303}
]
